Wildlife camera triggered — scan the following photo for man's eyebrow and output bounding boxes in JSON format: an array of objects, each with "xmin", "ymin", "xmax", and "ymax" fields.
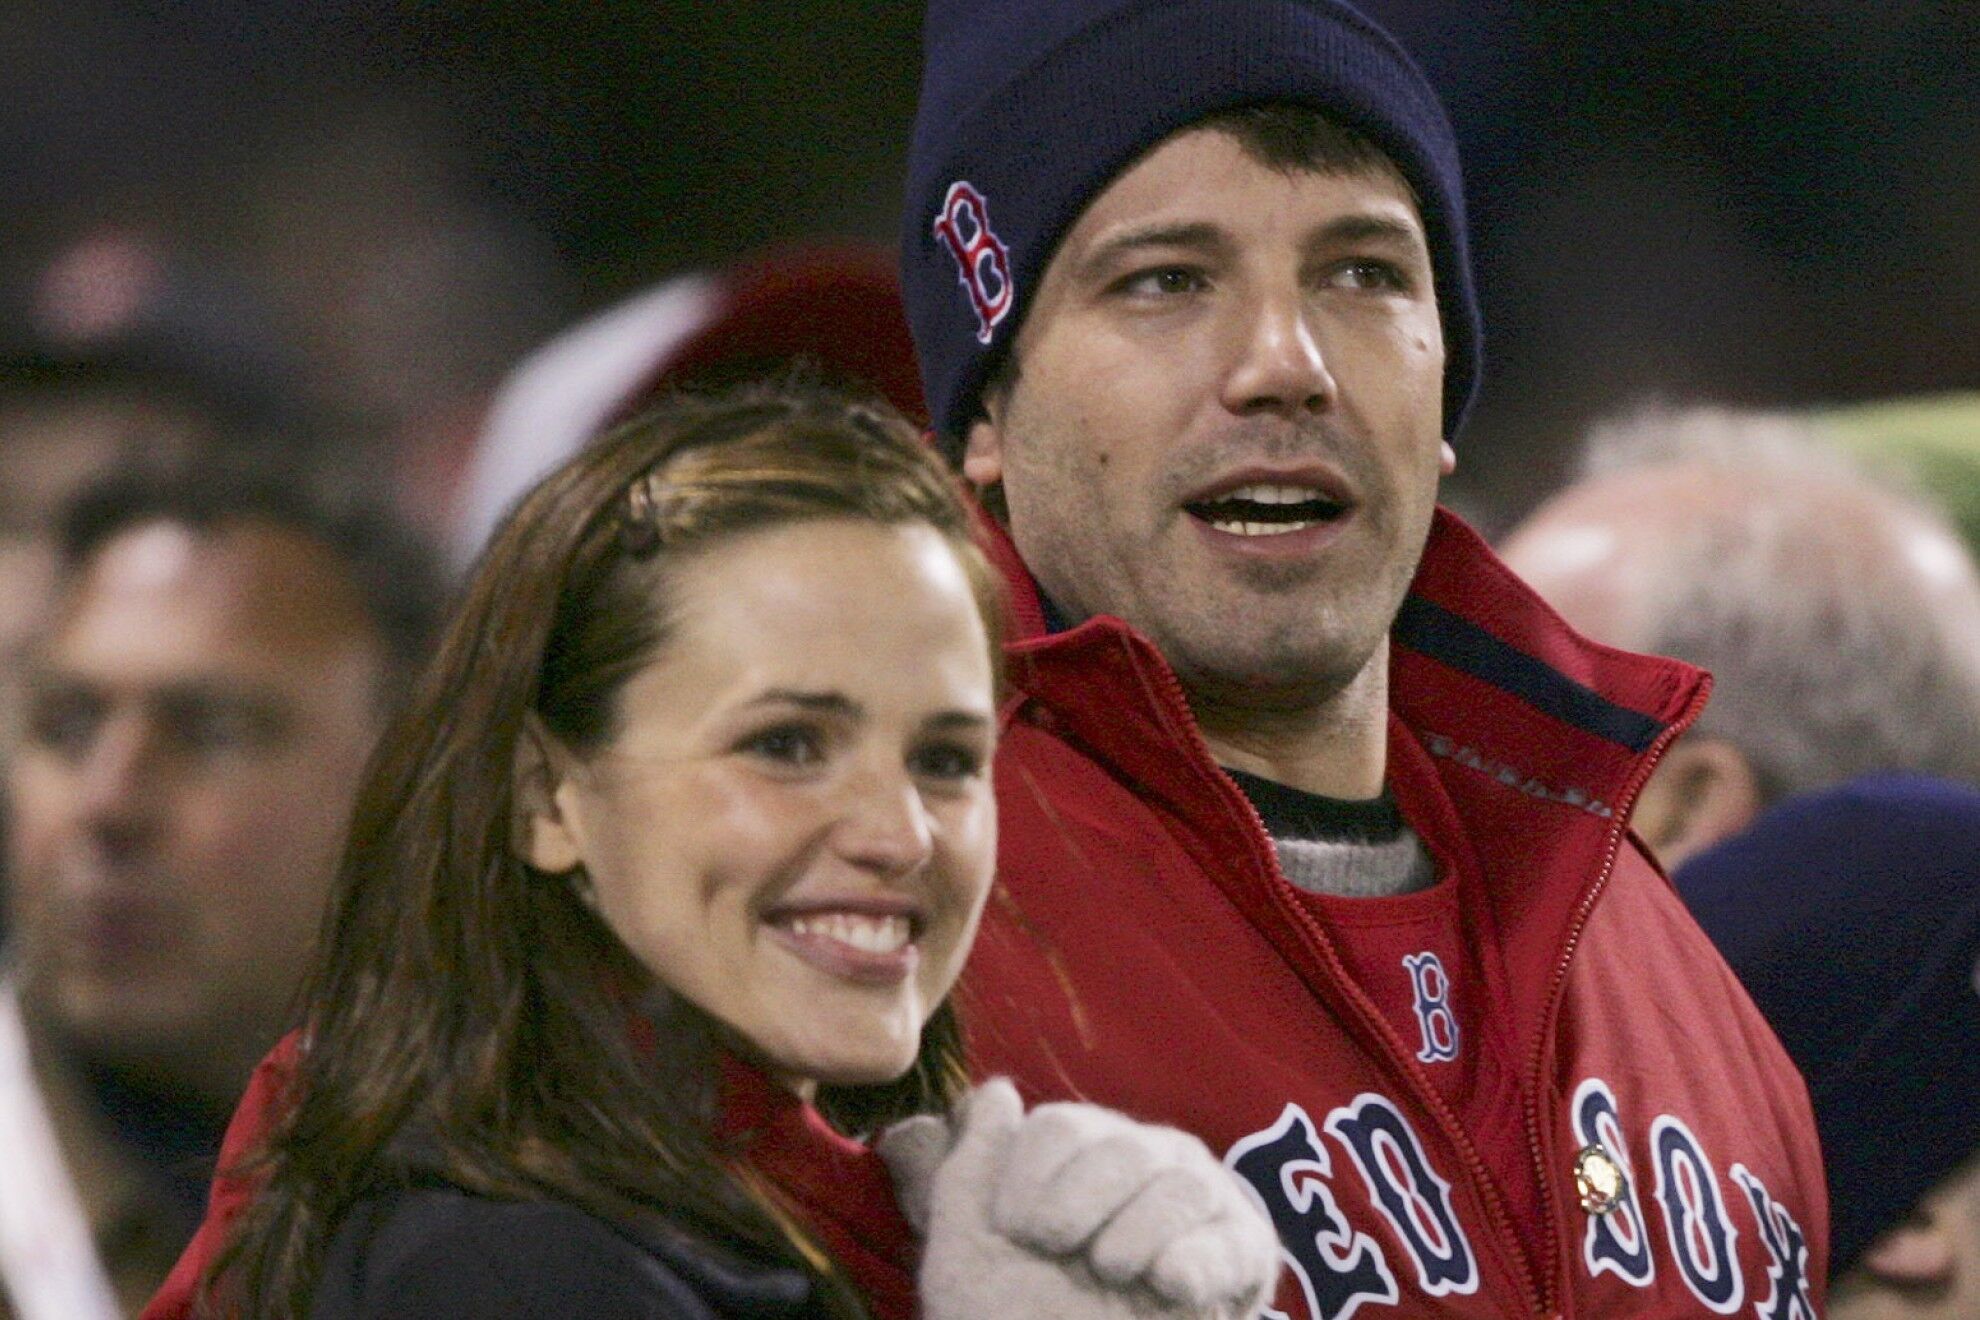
[
  {"xmin": 152, "ymin": 680, "xmax": 289, "ymax": 714},
  {"xmin": 1310, "ymin": 212, "xmax": 1428, "ymax": 252},
  {"xmin": 1073, "ymin": 221, "xmax": 1229, "ymax": 281},
  {"xmin": 1073, "ymin": 212, "xmax": 1428, "ymax": 283}
]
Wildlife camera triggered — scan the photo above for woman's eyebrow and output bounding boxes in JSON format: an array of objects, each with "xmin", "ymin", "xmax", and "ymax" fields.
[
  {"xmin": 743, "ymin": 689, "xmax": 863, "ymax": 718},
  {"xmin": 925, "ymin": 710, "xmax": 994, "ymax": 733}
]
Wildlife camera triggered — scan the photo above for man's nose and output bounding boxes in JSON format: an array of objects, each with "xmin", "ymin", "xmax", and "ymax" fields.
[
  {"xmin": 1220, "ymin": 287, "xmax": 1337, "ymax": 418},
  {"xmin": 74, "ymin": 713, "xmax": 163, "ymax": 841},
  {"xmin": 833, "ymin": 762, "xmax": 937, "ymax": 878}
]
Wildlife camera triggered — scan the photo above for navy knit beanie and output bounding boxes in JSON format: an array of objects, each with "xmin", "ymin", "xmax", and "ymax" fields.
[
  {"xmin": 1675, "ymin": 773, "xmax": 1980, "ymax": 1277},
  {"xmin": 900, "ymin": 0, "xmax": 1480, "ymax": 449}
]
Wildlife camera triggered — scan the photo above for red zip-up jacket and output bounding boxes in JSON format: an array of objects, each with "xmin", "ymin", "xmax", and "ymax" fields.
[{"xmin": 963, "ymin": 507, "xmax": 1827, "ymax": 1318}]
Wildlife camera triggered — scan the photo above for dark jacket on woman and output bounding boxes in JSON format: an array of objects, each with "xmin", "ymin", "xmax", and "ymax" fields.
[
  {"xmin": 311, "ymin": 1178, "xmax": 823, "ymax": 1319},
  {"xmin": 142, "ymin": 1043, "xmax": 918, "ymax": 1320}
]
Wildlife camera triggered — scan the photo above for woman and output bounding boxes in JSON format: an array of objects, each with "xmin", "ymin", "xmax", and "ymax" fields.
[{"xmin": 206, "ymin": 380, "xmax": 1276, "ymax": 1319}]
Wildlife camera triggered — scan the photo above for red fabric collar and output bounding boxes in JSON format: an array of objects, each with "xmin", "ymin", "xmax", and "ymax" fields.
[{"xmin": 717, "ymin": 1056, "xmax": 919, "ymax": 1320}]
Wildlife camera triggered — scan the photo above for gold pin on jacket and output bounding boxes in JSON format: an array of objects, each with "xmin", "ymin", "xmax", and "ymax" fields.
[{"xmin": 1574, "ymin": 1144, "xmax": 1627, "ymax": 1216}]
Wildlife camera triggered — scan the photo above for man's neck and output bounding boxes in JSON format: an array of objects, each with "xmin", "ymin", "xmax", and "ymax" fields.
[{"xmin": 1188, "ymin": 650, "xmax": 1390, "ymax": 799}]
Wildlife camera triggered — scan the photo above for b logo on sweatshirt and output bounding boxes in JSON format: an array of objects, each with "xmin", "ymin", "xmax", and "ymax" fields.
[
  {"xmin": 1403, "ymin": 952, "xmax": 1460, "ymax": 1064},
  {"xmin": 933, "ymin": 181, "xmax": 1013, "ymax": 344}
]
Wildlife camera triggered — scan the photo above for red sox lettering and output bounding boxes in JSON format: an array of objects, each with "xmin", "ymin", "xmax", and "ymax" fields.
[
  {"xmin": 1571, "ymin": 1079, "xmax": 1656, "ymax": 1287},
  {"xmin": 1227, "ymin": 1078, "xmax": 1815, "ymax": 1319},
  {"xmin": 1226, "ymin": 1103, "xmax": 1400, "ymax": 1320},
  {"xmin": 1730, "ymin": 1164, "xmax": 1819, "ymax": 1320}
]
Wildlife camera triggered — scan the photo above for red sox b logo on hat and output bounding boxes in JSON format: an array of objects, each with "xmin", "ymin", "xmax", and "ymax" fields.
[{"xmin": 933, "ymin": 181, "xmax": 1013, "ymax": 344}]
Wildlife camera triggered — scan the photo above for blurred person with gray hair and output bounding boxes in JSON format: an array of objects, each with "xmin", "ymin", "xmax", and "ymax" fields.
[{"xmin": 1497, "ymin": 402, "xmax": 1980, "ymax": 870}]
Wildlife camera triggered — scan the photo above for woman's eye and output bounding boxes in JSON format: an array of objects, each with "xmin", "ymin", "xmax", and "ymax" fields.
[
  {"xmin": 739, "ymin": 724, "xmax": 825, "ymax": 767},
  {"xmin": 908, "ymin": 742, "xmax": 985, "ymax": 783}
]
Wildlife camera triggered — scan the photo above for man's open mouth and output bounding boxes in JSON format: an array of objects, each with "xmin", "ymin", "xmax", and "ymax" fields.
[{"xmin": 1184, "ymin": 483, "xmax": 1351, "ymax": 537}]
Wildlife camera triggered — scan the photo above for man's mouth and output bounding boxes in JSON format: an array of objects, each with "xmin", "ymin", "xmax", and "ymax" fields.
[{"xmin": 1184, "ymin": 482, "xmax": 1351, "ymax": 537}]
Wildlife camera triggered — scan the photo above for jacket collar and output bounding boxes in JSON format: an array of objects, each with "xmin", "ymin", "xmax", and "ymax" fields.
[
  {"xmin": 979, "ymin": 504, "xmax": 1710, "ymax": 1044},
  {"xmin": 982, "ymin": 504, "xmax": 1704, "ymax": 781}
]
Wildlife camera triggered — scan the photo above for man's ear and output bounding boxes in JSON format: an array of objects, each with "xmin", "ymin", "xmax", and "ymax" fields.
[
  {"xmin": 962, "ymin": 416, "xmax": 1007, "ymax": 490},
  {"xmin": 1439, "ymin": 440, "xmax": 1457, "ymax": 477},
  {"xmin": 1631, "ymin": 737, "xmax": 1762, "ymax": 871},
  {"xmin": 513, "ymin": 714, "xmax": 585, "ymax": 875}
]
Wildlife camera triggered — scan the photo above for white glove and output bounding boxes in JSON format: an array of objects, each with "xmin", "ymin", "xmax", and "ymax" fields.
[{"xmin": 878, "ymin": 1079, "xmax": 1280, "ymax": 1319}]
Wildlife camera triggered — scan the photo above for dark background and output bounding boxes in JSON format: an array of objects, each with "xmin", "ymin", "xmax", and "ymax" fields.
[{"xmin": 6, "ymin": 0, "xmax": 1976, "ymax": 526}]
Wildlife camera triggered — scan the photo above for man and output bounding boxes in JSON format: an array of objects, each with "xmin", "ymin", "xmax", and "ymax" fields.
[
  {"xmin": 1498, "ymin": 405, "xmax": 1980, "ymax": 868},
  {"xmin": 1675, "ymin": 773, "xmax": 1980, "ymax": 1320},
  {"xmin": 0, "ymin": 457, "xmax": 440, "ymax": 1318},
  {"xmin": 0, "ymin": 243, "xmax": 318, "ymax": 929},
  {"xmin": 889, "ymin": 0, "xmax": 1824, "ymax": 1314}
]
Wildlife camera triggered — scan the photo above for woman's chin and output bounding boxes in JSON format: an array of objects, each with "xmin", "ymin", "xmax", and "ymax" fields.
[{"xmin": 764, "ymin": 1033, "xmax": 920, "ymax": 1094}]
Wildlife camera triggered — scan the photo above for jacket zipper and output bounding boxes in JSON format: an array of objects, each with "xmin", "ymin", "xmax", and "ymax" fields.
[
  {"xmin": 1136, "ymin": 649, "xmax": 1551, "ymax": 1317},
  {"xmin": 1518, "ymin": 677, "xmax": 1712, "ymax": 1319}
]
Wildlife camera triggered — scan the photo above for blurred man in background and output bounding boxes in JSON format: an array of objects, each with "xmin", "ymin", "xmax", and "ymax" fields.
[
  {"xmin": 0, "ymin": 457, "xmax": 440, "ymax": 1318},
  {"xmin": 1498, "ymin": 404, "xmax": 1980, "ymax": 869},
  {"xmin": 0, "ymin": 237, "xmax": 334, "ymax": 974},
  {"xmin": 1676, "ymin": 772, "xmax": 1980, "ymax": 1320}
]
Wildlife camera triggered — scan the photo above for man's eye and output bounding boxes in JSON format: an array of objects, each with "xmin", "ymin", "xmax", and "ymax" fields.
[
  {"xmin": 171, "ymin": 707, "xmax": 277, "ymax": 757},
  {"xmin": 25, "ymin": 693, "xmax": 103, "ymax": 759},
  {"xmin": 1117, "ymin": 266, "xmax": 1206, "ymax": 298},
  {"xmin": 739, "ymin": 723, "xmax": 826, "ymax": 768},
  {"xmin": 908, "ymin": 741, "xmax": 985, "ymax": 784},
  {"xmin": 1326, "ymin": 259, "xmax": 1408, "ymax": 292}
]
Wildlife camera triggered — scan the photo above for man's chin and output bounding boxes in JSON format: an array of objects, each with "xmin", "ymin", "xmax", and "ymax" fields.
[
  {"xmin": 43, "ymin": 975, "xmax": 210, "ymax": 1064},
  {"xmin": 1165, "ymin": 633, "xmax": 1384, "ymax": 715}
]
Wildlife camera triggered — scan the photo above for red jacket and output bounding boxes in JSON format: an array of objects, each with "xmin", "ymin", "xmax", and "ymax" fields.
[
  {"xmin": 962, "ymin": 507, "xmax": 1827, "ymax": 1318},
  {"xmin": 148, "ymin": 507, "xmax": 1826, "ymax": 1320}
]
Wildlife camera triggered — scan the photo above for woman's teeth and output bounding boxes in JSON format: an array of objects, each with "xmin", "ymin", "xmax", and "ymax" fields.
[{"xmin": 786, "ymin": 912, "xmax": 912, "ymax": 954}]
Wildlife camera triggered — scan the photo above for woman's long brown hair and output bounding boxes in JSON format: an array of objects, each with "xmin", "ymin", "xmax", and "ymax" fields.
[{"xmin": 208, "ymin": 378, "xmax": 1004, "ymax": 1318}]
